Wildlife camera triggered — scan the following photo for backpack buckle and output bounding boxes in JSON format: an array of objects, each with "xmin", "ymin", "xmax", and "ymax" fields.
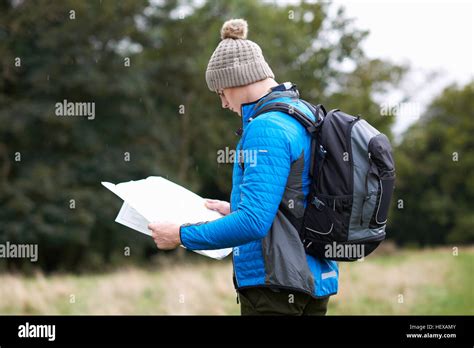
[
  {"xmin": 235, "ymin": 128, "xmax": 243, "ymax": 136},
  {"xmin": 311, "ymin": 196, "xmax": 325, "ymax": 211}
]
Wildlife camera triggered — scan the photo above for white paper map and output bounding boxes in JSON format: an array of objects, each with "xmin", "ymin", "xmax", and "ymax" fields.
[{"xmin": 101, "ymin": 176, "xmax": 232, "ymax": 260}]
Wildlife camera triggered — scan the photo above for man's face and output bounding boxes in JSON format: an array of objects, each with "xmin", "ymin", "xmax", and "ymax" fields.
[{"xmin": 217, "ymin": 88, "xmax": 243, "ymax": 116}]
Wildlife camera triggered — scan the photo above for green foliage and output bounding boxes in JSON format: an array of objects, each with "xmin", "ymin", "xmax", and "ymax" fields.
[
  {"xmin": 389, "ymin": 82, "xmax": 474, "ymax": 245},
  {"xmin": 0, "ymin": 0, "xmax": 406, "ymax": 271}
]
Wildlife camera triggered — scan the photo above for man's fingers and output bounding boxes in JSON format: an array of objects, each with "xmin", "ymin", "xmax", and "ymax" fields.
[
  {"xmin": 148, "ymin": 222, "xmax": 165, "ymax": 230},
  {"xmin": 150, "ymin": 228, "xmax": 161, "ymax": 241},
  {"xmin": 205, "ymin": 199, "xmax": 222, "ymax": 208},
  {"xmin": 205, "ymin": 199, "xmax": 220, "ymax": 204}
]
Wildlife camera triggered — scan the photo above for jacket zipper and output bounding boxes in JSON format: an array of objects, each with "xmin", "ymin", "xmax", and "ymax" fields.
[{"xmin": 232, "ymin": 250, "xmax": 241, "ymax": 304}]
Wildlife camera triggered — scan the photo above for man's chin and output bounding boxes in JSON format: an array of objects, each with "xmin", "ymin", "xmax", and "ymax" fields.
[{"xmin": 231, "ymin": 108, "xmax": 241, "ymax": 116}]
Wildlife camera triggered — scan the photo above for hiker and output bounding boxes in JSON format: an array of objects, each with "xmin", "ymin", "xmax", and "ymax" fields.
[{"xmin": 148, "ymin": 18, "xmax": 338, "ymax": 315}]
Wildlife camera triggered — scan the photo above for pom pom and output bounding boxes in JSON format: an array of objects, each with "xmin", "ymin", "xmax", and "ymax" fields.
[{"xmin": 220, "ymin": 18, "xmax": 248, "ymax": 40}]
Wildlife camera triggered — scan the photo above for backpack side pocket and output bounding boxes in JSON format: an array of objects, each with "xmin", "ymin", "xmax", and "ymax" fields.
[{"xmin": 368, "ymin": 134, "xmax": 396, "ymax": 228}]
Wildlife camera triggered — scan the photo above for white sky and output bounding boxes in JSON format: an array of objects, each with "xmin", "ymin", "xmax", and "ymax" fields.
[
  {"xmin": 187, "ymin": 0, "xmax": 473, "ymax": 137},
  {"xmin": 331, "ymin": 0, "xmax": 474, "ymax": 136}
]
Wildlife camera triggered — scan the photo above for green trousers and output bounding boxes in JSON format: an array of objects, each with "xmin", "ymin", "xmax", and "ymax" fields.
[{"xmin": 238, "ymin": 287, "xmax": 330, "ymax": 316}]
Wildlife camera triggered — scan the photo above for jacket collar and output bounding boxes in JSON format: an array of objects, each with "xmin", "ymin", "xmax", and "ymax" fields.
[{"xmin": 236, "ymin": 82, "xmax": 299, "ymax": 136}]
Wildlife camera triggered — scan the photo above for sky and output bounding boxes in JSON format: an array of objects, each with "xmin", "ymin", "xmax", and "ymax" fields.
[
  {"xmin": 179, "ymin": 0, "xmax": 473, "ymax": 137},
  {"xmin": 331, "ymin": 0, "xmax": 474, "ymax": 136}
]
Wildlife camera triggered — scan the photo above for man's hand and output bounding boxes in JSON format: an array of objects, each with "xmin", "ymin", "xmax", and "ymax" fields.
[
  {"xmin": 148, "ymin": 222, "xmax": 181, "ymax": 250},
  {"xmin": 205, "ymin": 199, "xmax": 231, "ymax": 216}
]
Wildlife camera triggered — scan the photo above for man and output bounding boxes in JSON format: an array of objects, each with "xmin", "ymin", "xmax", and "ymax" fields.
[{"xmin": 148, "ymin": 18, "xmax": 338, "ymax": 315}]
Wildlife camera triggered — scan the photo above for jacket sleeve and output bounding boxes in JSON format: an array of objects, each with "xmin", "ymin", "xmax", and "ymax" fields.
[{"xmin": 180, "ymin": 116, "xmax": 291, "ymax": 250}]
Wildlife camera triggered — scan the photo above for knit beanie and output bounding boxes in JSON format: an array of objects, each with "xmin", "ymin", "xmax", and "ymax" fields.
[{"xmin": 205, "ymin": 18, "xmax": 275, "ymax": 92}]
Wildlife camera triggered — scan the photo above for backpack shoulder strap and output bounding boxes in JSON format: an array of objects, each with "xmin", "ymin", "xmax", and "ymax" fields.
[
  {"xmin": 252, "ymin": 102, "xmax": 324, "ymax": 135},
  {"xmin": 251, "ymin": 101, "xmax": 326, "ymax": 178}
]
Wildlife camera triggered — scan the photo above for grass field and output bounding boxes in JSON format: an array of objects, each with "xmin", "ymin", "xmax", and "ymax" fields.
[{"xmin": 0, "ymin": 245, "xmax": 472, "ymax": 315}]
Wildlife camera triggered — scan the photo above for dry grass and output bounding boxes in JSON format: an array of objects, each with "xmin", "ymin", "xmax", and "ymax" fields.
[
  {"xmin": 0, "ymin": 262, "xmax": 237, "ymax": 315},
  {"xmin": 331, "ymin": 245, "xmax": 474, "ymax": 314},
  {"xmin": 334, "ymin": 250, "xmax": 447, "ymax": 314},
  {"xmin": 0, "ymin": 246, "xmax": 472, "ymax": 315}
]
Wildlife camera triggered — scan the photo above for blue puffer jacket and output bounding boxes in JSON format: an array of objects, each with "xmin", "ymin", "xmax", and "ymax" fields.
[{"xmin": 180, "ymin": 82, "xmax": 338, "ymax": 298}]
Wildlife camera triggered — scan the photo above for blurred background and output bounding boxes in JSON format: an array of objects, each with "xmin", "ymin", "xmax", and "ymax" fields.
[{"xmin": 0, "ymin": 0, "xmax": 472, "ymax": 314}]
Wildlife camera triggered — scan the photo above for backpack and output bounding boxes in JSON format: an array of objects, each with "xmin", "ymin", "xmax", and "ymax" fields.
[{"xmin": 252, "ymin": 97, "xmax": 396, "ymax": 261}]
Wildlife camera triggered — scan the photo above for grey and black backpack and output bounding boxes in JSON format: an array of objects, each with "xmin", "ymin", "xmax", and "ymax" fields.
[{"xmin": 253, "ymin": 96, "xmax": 396, "ymax": 261}]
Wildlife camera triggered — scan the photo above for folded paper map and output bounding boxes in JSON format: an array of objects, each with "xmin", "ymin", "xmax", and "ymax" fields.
[{"xmin": 101, "ymin": 176, "xmax": 232, "ymax": 260}]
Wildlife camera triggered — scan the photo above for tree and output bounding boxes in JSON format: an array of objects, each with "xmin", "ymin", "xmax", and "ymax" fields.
[
  {"xmin": 389, "ymin": 81, "xmax": 474, "ymax": 245},
  {"xmin": 0, "ymin": 0, "xmax": 155, "ymax": 271},
  {"xmin": 0, "ymin": 0, "xmax": 407, "ymax": 271}
]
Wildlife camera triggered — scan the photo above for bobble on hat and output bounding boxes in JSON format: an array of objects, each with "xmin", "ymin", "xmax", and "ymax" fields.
[{"xmin": 220, "ymin": 18, "xmax": 248, "ymax": 40}]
